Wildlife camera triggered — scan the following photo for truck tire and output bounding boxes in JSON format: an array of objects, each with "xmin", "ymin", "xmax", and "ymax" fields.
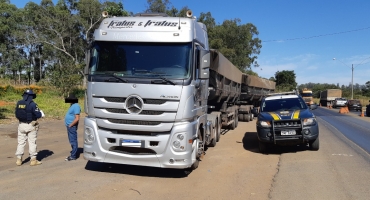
[
  {"xmin": 235, "ymin": 111, "xmax": 239, "ymax": 128},
  {"xmin": 249, "ymin": 113, "xmax": 253, "ymax": 121},
  {"xmin": 309, "ymin": 137, "xmax": 319, "ymax": 151},
  {"xmin": 244, "ymin": 114, "xmax": 250, "ymax": 122},
  {"xmin": 216, "ymin": 119, "xmax": 221, "ymax": 142},
  {"xmin": 191, "ymin": 136, "xmax": 201, "ymax": 170},
  {"xmin": 208, "ymin": 126, "xmax": 217, "ymax": 147},
  {"xmin": 238, "ymin": 113, "xmax": 243, "ymax": 122},
  {"xmin": 229, "ymin": 119, "xmax": 236, "ymax": 130}
]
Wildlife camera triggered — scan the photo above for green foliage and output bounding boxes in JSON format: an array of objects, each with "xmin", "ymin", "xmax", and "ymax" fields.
[
  {"xmin": 0, "ymin": 85, "xmax": 85, "ymax": 122},
  {"xmin": 275, "ymin": 70, "xmax": 297, "ymax": 91},
  {"xmin": 198, "ymin": 13, "xmax": 262, "ymax": 72}
]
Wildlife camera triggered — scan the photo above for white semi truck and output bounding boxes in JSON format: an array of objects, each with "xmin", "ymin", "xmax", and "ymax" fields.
[{"xmin": 83, "ymin": 11, "xmax": 274, "ymax": 171}]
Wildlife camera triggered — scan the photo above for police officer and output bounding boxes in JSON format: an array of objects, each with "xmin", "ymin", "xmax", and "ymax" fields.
[{"xmin": 15, "ymin": 89, "xmax": 45, "ymax": 166}]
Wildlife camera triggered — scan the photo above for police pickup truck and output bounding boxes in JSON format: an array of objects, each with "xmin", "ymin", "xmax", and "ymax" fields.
[{"xmin": 256, "ymin": 92, "xmax": 319, "ymax": 153}]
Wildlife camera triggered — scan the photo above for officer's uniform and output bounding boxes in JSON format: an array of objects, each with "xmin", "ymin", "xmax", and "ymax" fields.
[{"xmin": 15, "ymin": 90, "xmax": 43, "ymax": 166}]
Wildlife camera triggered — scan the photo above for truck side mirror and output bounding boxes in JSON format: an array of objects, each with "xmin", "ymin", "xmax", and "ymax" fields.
[
  {"xmin": 199, "ymin": 50, "xmax": 210, "ymax": 79},
  {"xmin": 84, "ymin": 50, "xmax": 90, "ymax": 75}
]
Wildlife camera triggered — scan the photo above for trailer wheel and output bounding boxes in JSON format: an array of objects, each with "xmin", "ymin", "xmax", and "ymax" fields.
[
  {"xmin": 244, "ymin": 114, "xmax": 249, "ymax": 122},
  {"xmin": 238, "ymin": 113, "xmax": 243, "ymax": 122},
  {"xmin": 249, "ymin": 113, "xmax": 253, "ymax": 121}
]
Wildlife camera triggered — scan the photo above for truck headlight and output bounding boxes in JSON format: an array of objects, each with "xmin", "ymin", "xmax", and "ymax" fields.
[
  {"xmin": 84, "ymin": 127, "xmax": 95, "ymax": 144},
  {"xmin": 257, "ymin": 120, "xmax": 271, "ymax": 127},
  {"xmin": 303, "ymin": 118, "xmax": 316, "ymax": 126},
  {"xmin": 172, "ymin": 133, "xmax": 186, "ymax": 152}
]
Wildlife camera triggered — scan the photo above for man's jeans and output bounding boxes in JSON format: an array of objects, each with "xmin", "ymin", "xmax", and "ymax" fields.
[{"xmin": 66, "ymin": 125, "xmax": 78, "ymax": 158}]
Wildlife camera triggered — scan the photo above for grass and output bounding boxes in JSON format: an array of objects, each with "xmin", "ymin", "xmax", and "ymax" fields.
[{"xmin": 0, "ymin": 86, "xmax": 85, "ymax": 124}]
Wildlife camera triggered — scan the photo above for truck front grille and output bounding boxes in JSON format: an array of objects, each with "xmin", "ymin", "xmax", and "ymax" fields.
[
  {"xmin": 108, "ymin": 119, "xmax": 161, "ymax": 126},
  {"xmin": 102, "ymin": 97, "xmax": 167, "ymax": 105},
  {"xmin": 273, "ymin": 120, "xmax": 301, "ymax": 128},
  {"xmin": 105, "ymin": 108, "xmax": 165, "ymax": 115},
  {"xmin": 99, "ymin": 127, "xmax": 170, "ymax": 136}
]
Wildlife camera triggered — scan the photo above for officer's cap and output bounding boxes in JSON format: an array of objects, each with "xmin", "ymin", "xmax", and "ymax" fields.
[{"xmin": 23, "ymin": 89, "xmax": 36, "ymax": 99}]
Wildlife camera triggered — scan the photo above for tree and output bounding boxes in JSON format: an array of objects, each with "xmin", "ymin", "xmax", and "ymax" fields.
[
  {"xmin": 146, "ymin": 0, "xmax": 170, "ymax": 13},
  {"xmin": 275, "ymin": 70, "xmax": 297, "ymax": 91}
]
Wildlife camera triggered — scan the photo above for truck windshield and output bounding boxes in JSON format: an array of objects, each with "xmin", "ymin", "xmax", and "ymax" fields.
[
  {"xmin": 261, "ymin": 98, "xmax": 308, "ymax": 112},
  {"xmin": 89, "ymin": 41, "xmax": 192, "ymax": 79},
  {"xmin": 301, "ymin": 93, "xmax": 312, "ymax": 97}
]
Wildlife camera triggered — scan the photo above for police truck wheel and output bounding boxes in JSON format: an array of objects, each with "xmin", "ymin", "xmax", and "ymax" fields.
[
  {"xmin": 259, "ymin": 141, "xmax": 269, "ymax": 154},
  {"xmin": 309, "ymin": 137, "xmax": 319, "ymax": 151}
]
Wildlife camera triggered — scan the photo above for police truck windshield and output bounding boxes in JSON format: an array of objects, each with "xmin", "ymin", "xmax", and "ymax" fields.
[
  {"xmin": 89, "ymin": 41, "xmax": 192, "ymax": 79},
  {"xmin": 261, "ymin": 97, "xmax": 308, "ymax": 112}
]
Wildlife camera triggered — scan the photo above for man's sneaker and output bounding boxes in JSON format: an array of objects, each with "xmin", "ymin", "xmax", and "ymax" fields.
[{"xmin": 65, "ymin": 156, "xmax": 76, "ymax": 161}]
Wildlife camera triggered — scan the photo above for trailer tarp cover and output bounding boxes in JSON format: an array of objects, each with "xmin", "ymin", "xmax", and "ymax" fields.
[
  {"xmin": 210, "ymin": 50, "xmax": 242, "ymax": 84},
  {"xmin": 243, "ymin": 74, "xmax": 276, "ymax": 90}
]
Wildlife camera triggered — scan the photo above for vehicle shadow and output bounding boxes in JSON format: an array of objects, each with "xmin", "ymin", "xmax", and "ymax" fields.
[
  {"xmin": 22, "ymin": 149, "xmax": 54, "ymax": 164},
  {"xmin": 242, "ymin": 132, "xmax": 311, "ymax": 155},
  {"xmin": 85, "ymin": 161, "xmax": 190, "ymax": 178}
]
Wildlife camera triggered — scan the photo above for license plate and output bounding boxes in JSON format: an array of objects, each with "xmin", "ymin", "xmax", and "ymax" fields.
[
  {"xmin": 122, "ymin": 139, "xmax": 141, "ymax": 143},
  {"xmin": 281, "ymin": 130, "xmax": 296, "ymax": 135},
  {"xmin": 121, "ymin": 139, "xmax": 142, "ymax": 146}
]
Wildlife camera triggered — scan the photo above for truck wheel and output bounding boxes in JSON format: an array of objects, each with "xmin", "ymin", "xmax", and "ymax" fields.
[
  {"xmin": 249, "ymin": 113, "xmax": 253, "ymax": 121},
  {"xmin": 235, "ymin": 112, "xmax": 239, "ymax": 128},
  {"xmin": 191, "ymin": 138, "xmax": 200, "ymax": 170},
  {"xmin": 238, "ymin": 113, "xmax": 243, "ymax": 122},
  {"xmin": 208, "ymin": 126, "xmax": 217, "ymax": 147},
  {"xmin": 216, "ymin": 119, "xmax": 221, "ymax": 142},
  {"xmin": 229, "ymin": 119, "xmax": 236, "ymax": 130},
  {"xmin": 244, "ymin": 114, "xmax": 250, "ymax": 122},
  {"xmin": 309, "ymin": 137, "xmax": 319, "ymax": 151},
  {"xmin": 259, "ymin": 141, "xmax": 269, "ymax": 154}
]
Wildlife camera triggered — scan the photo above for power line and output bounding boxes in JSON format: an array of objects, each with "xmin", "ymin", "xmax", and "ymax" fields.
[{"xmin": 262, "ymin": 26, "xmax": 370, "ymax": 43}]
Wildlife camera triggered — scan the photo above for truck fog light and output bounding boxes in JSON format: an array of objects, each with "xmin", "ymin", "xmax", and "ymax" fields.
[
  {"xmin": 303, "ymin": 129, "xmax": 310, "ymax": 135},
  {"xmin": 177, "ymin": 134, "xmax": 184, "ymax": 140},
  {"xmin": 173, "ymin": 141, "xmax": 181, "ymax": 148},
  {"xmin": 92, "ymin": 152, "xmax": 96, "ymax": 157},
  {"xmin": 169, "ymin": 159, "xmax": 175, "ymax": 164},
  {"xmin": 267, "ymin": 132, "xmax": 272, "ymax": 137}
]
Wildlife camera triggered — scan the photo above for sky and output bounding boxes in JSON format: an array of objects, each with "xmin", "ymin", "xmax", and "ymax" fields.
[{"xmin": 10, "ymin": 0, "xmax": 370, "ymax": 86}]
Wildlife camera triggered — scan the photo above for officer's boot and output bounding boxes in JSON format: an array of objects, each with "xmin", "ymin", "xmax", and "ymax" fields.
[
  {"xmin": 16, "ymin": 156, "xmax": 22, "ymax": 166},
  {"xmin": 30, "ymin": 158, "xmax": 42, "ymax": 166}
]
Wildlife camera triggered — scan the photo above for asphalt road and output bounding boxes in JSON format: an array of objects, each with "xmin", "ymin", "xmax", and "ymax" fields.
[{"xmin": 0, "ymin": 111, "xmax": 369, "ymax": 200}]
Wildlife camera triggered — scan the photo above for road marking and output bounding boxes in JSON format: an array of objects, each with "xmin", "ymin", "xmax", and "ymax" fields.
[{"xmin": 331, "ymin": 154, "xmax": 353, "ymax": 156}]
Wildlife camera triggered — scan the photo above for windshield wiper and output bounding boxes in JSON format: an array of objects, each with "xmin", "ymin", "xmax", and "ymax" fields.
[
  {"xmin": 151, "ymin": 76, "xmax": 175, "ymax": 85},
  {"xmin": 104, "ymin": 74, "xmax": 128, "ymax": 83}
]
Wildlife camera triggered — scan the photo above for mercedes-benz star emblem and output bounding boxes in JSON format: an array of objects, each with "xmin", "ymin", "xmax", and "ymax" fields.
[{"xmin": 125, "ymin": 95, "xmax": 144, "ymax": 114}]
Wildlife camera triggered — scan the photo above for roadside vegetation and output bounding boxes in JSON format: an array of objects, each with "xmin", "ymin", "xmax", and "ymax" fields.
[{"xmin": 0, "ymin": 82, "xmax": 84, "ymax": 124}]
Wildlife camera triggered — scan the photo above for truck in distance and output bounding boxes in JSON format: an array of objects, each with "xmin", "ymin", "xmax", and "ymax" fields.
[
  {"xmin": 320, "ymin": 89, "xmax": 342, "ymax": 107},
  {"xmin": 300, "ymin": 88, "xmax": 313, "ymax": 105}
]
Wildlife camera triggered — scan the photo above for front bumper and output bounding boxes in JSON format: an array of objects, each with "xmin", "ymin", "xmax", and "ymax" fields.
[
  {"xmin": 257, "ymin": 121, "xmax": 319, "ymax": 145},
  {"xmin": 83, "ymin": 117, "xmax": 198, "ymax": 169}
]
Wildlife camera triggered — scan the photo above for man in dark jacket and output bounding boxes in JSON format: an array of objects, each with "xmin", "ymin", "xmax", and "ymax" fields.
[{"xmin": 15, "ymin": 89, "xmax": 44, "ymax": 166}]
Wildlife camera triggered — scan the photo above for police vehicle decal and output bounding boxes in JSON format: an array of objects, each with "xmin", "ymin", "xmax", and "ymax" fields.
[{"xmin": 267, "ymin": 110, "xmax": 301, "ymax": 121}]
